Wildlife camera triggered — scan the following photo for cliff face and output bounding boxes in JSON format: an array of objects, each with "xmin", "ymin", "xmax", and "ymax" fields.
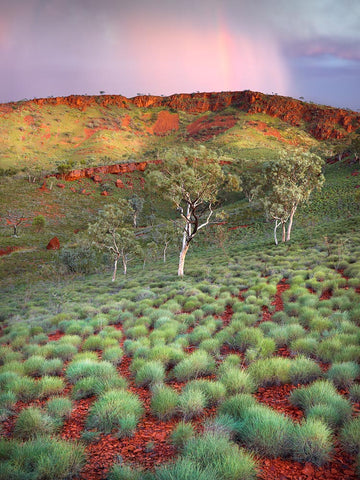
[{"xmin": 4, "ymin": 90, "xmax": 360, "ymax": 140}]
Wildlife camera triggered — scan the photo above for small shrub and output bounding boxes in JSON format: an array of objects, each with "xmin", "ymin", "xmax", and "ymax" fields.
[
  {"xmin": 218, "ymin": 394, "xmax": 257, "ymax": 420},
  {"xmin": 46, "ymin": 397, "xmax": 73, "ymax": 420},
  {"xmin": 151, "ymin": 385, "xmax": 179, "ymax": 420},
  {"xmin": 326, "ymin": 362, "xmax": 360, "ymax": 389},
  {"xmin": 234, "ymin": 404, "xmax": 294, "ymax": 457},
  {"xmin": 289, "ymin": 356, "xmax": 322, "ymax": 385},
  {"xmin": 172, "ymin": 350, "xmax": 215, "ymax": 381},
  {"xmin": 14, "ymin": 407, "xmax": 59, "ymax": 439},
  {"xmin": 247, "ymin": 357, "xmax": 291, "ymax": 387},
  {"xmin": 107, "ymin": 463, "xmax": 143, "ymax": 480},
  {"xmin": 86, "ymin": 389, "xmax": 144, "ymax": 437},
  {"xmin": 178, "ymin": 387, "xmax": 206, "ymax": 420},
  {"xmin": 182, "ymin": 432, "xmax": 258, "ymax": 480},
  {"xmin": 155, "ymin": 458, "xmax": 217, "ymax": 480},
  {"xmin": 340, "ymin": 418, "xmax": 360, "ymax": 454},
  {"xmin": 135, "ymin": 361, "xmax": 165, "ymax": 387},
  {"xmin": 170, "ymin": 422, "xmax": 195, "ymax": 449},
  {"xmin": 37, "ymin": 376, "xmax": 65, "ymax": 399},
  {"xmin": 292, "ymin": 419, "xmax": 333, "ymax": 465},
  {"xmin": 102, "ymin": 346, "xmax": 123, "ymax": 365},
  {"xmin": 349, "ymin": 384, "xmax": 360, "ymax": 403},
  {"xmin": 218, "ymin": 367, "xmax": 256, "ymax": 395}
]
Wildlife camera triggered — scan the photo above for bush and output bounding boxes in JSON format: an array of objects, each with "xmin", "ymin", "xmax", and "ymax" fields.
[
  {"xmin": 107, "ymin": 463, "xmax": 143, "ymax": 480},
  {"xmin": 0, "ymin": 436, "xmax": 86, "ymax": 479},
  {"xmin": 155, "ymin": 458, "xmax": 217, "ymax": 480},
  {"xmin": 218, "ymin": 367, "xmax": 256, "ymax": 395},
  {"xmin": 102, "ymin": 346, "xmax": 123, "ymax": 365},
  {"xmin": 151, "ymin": 385, "xmax": 178, "ymax": 420},
  {"xmin": 170, "ymin": 422, "xmax": 195, "ymax": 449},
  {"xmin": 59, "ymin": 244, "xmax": 101, "ymax": 274},
  {"xmin": 247, "ymin": 357, "xmax": 291, "ymax": 387},
  {"xmin": 326, "ymin": 361, "xmax": 360, "ymax": 389},
  {"xmin": 186, "ymin": 380, "xmax": 226, "ymax": 406},
  {"xmin": 289, "ymin": 356, "xmax": 322, "ymax": 385},
  {"xmin": 14, "ymin": 407, "xmax": 59, "ymax": 439},
  {"xmin": 172, "ymin": 351, "xmax": 215, "ymax": 381},
  {"xmin": 349, "ymin": 384, "xmax": 360, "ymax": 403},
  {"xmin": 135, "ymin": 361, "xmax": 165, "ymax": 387},
  {"xmin": 340, "ymin": 418, "xmax": 360, "ymax": 454},
  {"xmin": 37, "ymin": 376, "xmax": 65, "ymax": 399},
  {"xmin": 46, "ymin": 397, "xmax": 73, "ymax": 420},
  {"xmin": 86, "ymin": 389, "xmax": 143, "ymax": 437},
  {"xmin": 178, "ymin": 386, "xmax": 206, "ymax": 420},
  {"xmin": 292, "ymin": 419, "xmax": 333, "ymax": 465},
  {"xmin": 182, "ymin": 432, "xmax": 258, "ymax": 480},
  {"xmin": 234, "ymin": 404, "xmax": 294, "ymax": 457},
  {"xmin": 218, "ymin": 394, "xmax": 257, "ymax": 420}
]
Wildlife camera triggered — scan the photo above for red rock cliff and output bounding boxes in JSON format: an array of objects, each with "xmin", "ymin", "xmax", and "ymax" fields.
[{"xmin": 4, "ymin": 91, "xmax": 360, "ymax": 140}]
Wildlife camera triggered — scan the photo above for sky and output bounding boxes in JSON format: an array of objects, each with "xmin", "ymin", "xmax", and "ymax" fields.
[{"xmin": 1, "ymin": 0, "xmax": 359, "ymax": 110}]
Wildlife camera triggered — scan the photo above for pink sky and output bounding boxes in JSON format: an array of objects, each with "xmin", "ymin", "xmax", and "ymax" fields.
[{"xmin": 0, "ymin": 0, "xmax": 359, "ymax": 110}]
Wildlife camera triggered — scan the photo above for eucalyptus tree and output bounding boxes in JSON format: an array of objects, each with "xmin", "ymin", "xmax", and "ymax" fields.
[
  {"xmin": 260, "ymin": 149, "xmax": 324, "ymax": 243},
  {"xmin": 146, "ymin": 146, "xmax": 234, "ymax": 276},
  {"xmin": 88, "ymin": 199, "xmax": 142, "ymax": 281}
]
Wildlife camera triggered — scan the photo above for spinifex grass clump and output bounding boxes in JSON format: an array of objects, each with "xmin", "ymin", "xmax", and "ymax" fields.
[
  {"xmin": 340, "ymin": 418, "xmax": 360, "ymax": 455},
  {"xmin": 46, "ymin": 397, "xmax": 73, "ymax": 421},
  {"xmin": 289, "ymin": 356, "xmax": 322, "ymax": 385},
  {"xmin": 247, "ymin": 357, "xmax": 292, "ymax": 387},
  {"xmin": 170, "ymin": 421, "xmax": 195, "ymax": 449},
  {"xmin": 14, "ymin": 407, "xmax": 60, "ymax": 439},
  {"xmin": 218, "ymin": 366, "xmax": 256, "ymax": 395},
  {"xmin": 0, "ymin": 436, "xmax": 86, "ymax": 480},
  {"xmin": 172, "ymin": 350, "xmax": 215, "ymax": 381},
  {"xmin": 234, "ymin": 404, "xmax": 294, "ymax": 457},
  {"xmin": 150, "ymin": 385, "xmax": 179, "ymax": 420},
  {"xmin": 292, "ymin": 418, "xmax": 333, "ymax": 465},
  {"xmin": 179, "ymin": 432, "xmax": 258, "ymax": 480},
  {"xmin": 86, "ymin": 389, "xmax": 144, "ymax": 437},
  {"xmin": 326, "ymin": 361, "xmax": 360, "ymax": 389},
  {"xmin": 135, "ymin": 361, "xmax": 165, "ymax": 387},
  {"xmin": 178, "ymin": 385, "xmax": 207, "ymax": 420},
  {"xmin": 290, "ymin": 380, "xmax": 352, "ymax": 429}
]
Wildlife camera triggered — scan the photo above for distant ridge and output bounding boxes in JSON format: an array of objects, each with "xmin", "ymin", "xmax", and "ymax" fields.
[{"xmin": 2, "ymin": 90, "xmax": 360, "ymax": 140}]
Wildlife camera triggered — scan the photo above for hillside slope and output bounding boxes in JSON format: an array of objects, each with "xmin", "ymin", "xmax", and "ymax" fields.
[{"xmin": 0, "ymin": 90, "xmax": 358, "ymax": 172}]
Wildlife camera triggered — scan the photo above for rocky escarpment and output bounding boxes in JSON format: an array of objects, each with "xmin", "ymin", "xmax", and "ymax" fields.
[
  {"xmin": 52, "ymin": 160, "xmax": 161, "ymax": 181},
  {"xmin": 5, "ymin": 90, "xmax": 360, "ymax": 141}
]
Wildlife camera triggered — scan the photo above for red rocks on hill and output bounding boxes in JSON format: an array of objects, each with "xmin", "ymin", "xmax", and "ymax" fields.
[
  {"xmin": 6, "ymin": 90, "xmax": 360, "ymax": 141},
  {"xmin": 46, "ymin": 237, "xmax": 60, "ymax": 250}
]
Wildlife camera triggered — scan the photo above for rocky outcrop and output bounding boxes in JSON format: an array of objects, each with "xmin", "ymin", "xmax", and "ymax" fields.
[
  {"xmin": 53, "ymin": 160, "xmax": 161, "ymax": 181},
  {"xmin": 4, "ymin": 91, "xmax": 360, "ymax": 140},
  {"xmin": 46, "ymin": 237, "xmax": 60, "ymax": 250}
]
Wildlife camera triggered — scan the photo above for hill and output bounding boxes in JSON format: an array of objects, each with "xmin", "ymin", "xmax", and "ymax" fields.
[{"xmin": 1, "ymin": 90, "xmax": 359, "ymax": 173}]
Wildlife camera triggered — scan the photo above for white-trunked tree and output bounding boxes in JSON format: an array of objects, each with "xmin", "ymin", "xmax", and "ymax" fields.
[{"xmin": 147, "ymin": 146, "xmax": 233, "ymax": 276}]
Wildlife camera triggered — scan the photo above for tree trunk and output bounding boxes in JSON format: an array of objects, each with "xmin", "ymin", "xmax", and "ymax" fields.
[
  {"xmin": 274, "ymin": 219, "xmax": 280, "ymax": 245},
  {"xmin": 178, "ymin": 243, "xmax": 190, "ymax": 276},
  {"xmin": 163, "ymin": 241, "xmax": 169, "ymax": 263},
  {"xmin": 133, "ymin": 212, "xmax": 137, "ymax": 228},
  {"xmin": 286, "ymin": 205, "xmax": 297, "ymax": 241},
  {"xmin": 112, "ymin": 256, "xmax": 119, "ymax": 282},
  {"xmin": 282, "ymin": 222, "xmax": 286, "ymax": 242},
  {"xmin": 13, "ymin": 225, "xmax": 18, "ymax": 237},
  {"xmin": 122, "ymin": 255, "xmax": 127, "ymax": 275}
]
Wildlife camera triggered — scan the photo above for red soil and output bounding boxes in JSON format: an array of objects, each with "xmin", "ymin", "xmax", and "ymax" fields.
[
  {"xmin": 247, "ymin": 120, "xmax": 297, "ymax": 145},
  {"xmin": 320, "ymin": 289, "xmax": 333, "ymax": 300},
  {"xmin": 47, "ymin": 330, "xmax": 65, "ymax": 341},
  {"xmin": 255, "ymin": 384, "xmax": 303, "ymax": 422},
  {"xmin": 0, "ymin": 246, "xmax": 21, "ymax": 256},
  {"xmin": 257, "ymin": 443, "xmax": 357, "ymax": 480},
  {"xmin": 186, "ymin": 114, "xmax": 237, "ymax": 140},
  {"xmin": 153, "ymin": 110, "xmax": 179, "ymax": 136},
  {"xmin": 61, "ymin": 398, "xmax": 95, "ymax": 440}
]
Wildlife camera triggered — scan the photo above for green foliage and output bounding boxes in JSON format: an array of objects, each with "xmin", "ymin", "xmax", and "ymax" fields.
[
  {"xmin": 32, "ymin": 215, "xmax": 46, "ymax": 232},
  {"xmin": 151, "ymin": 385, "xmax": 179, "ymax": 420},
  {"xmin": 340, "ymin": 418, "xmax": 360, "ymax": 454},
  {"xmin": 325, "ymin": 361, "xmax": 360, "ymax": 388},
  {"xmin": 172, "ymin": 350, "xmax": 215, "ymax": 381},
  {"xmin": 14, "ymin": 407, "xmax": 59, "ymax": 439},
  {"xmin": 86, "ymin": 389, "xmax": 144, "ymax": 437},
  {"xmin": 170, "ymin": 422, "xmax": 195, "ymax": 448},
  {"xmin": 0, "ymin": 436, "xmax": 85, "ymax": 480},
  {"xmin": 292, "ymin": 419, "xmax": 333, "ymax": 465}
]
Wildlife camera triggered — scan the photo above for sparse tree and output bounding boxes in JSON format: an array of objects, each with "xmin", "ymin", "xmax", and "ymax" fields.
[
  {"xmin": 259, "ymin": 150, "xmax": 324, "ymax": 243},
  {"xmin": 32, "ymin": 215, "xmax": 46, "ymax": 233},
  {"xmin": 150, "ymin": 220, "xmax": 180, "ymax": 263},
  {"xmin": 146, "ymin": 146, "xmax": 229, "ymax": 276},
  {"xmin": 128, "ymin": 195, "xmax": 144, "ymax": 228},
  {"xmin": 88, "ymin": 199, "xmax": 142, "ymax": 281},
  {"xmin": 5, "ymin": 210, "xmax": 29, "ymax": 237}
]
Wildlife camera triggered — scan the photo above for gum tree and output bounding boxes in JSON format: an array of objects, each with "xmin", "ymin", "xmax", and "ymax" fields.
[
  {"xmin": 260, "ymin": 149, "xmax": 324, "ymax": 243},
  {"xmin": 147, "ymin": 146, "xmax": 231, "ymax": 276},
  {"xmin": 88, "ymin": 199, "xmax": 142, "ymax": 280}
]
